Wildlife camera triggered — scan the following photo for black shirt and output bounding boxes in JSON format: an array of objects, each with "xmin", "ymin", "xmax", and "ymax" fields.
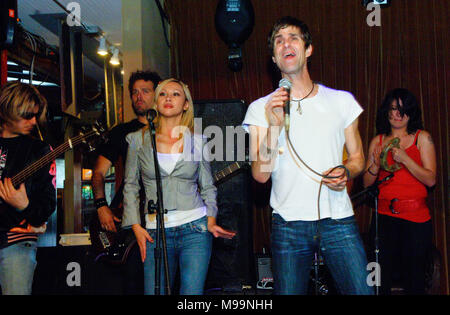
[
  {"xmin": 0, "ymin": 135, "xmax": 56, "ymax": 247},
  {"xmin": 97, "ymin": 119, "xmax": 146, "ymax": 165},
  {"xmin": 0, "ymin": 137, "xmax": 22, "ymax": 179}
]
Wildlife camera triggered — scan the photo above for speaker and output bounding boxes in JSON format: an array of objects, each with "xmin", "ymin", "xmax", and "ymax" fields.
[
  {"xmin": 194, "ymin": 99, "xmax": 254, "ymax": 291},
  {"xmin": 32, "ymin": 246, "xmax": 126, "ymax": 295},
  {"xmin": 0, "ymin": 0, "xmax": 17, "ymax": 48},
  {"xmin": 362, "ymin": 0, "xmax": 391, "ymax": 7}
]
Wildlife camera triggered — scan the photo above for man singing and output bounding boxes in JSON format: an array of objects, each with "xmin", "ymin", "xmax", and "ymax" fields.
[{"xmin": 243, "ymin": 16, "xmax": 373, "ymax": 295}]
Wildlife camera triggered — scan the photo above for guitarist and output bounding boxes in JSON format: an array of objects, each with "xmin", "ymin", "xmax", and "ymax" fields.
[
  {"xmin": 92, "ymin": 70, "xmax": 161, "ymax": 294},
  {"xmin": 0, "ymin": 82, "xmax": 56, "ymax": 295}
]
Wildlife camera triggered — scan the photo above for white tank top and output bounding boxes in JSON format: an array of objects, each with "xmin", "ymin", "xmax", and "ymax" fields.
[{"xmin": 145, "ymin": 152, "xmax": 207, "ymax": 229}]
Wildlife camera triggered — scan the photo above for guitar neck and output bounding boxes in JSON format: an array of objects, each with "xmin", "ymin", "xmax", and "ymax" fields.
[
  {"xmin": 11, "ymin": 130, "xmax": 96, "ymax": 187},
  {"xmin": 213, "ymin": 161, "xmax": 245, "ymax": 184}
]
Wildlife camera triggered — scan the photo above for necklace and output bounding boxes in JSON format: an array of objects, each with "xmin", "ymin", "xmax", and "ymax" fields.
[{"xmin": 291, "ymin": 83, "xmax": 315, "ymax": 115}]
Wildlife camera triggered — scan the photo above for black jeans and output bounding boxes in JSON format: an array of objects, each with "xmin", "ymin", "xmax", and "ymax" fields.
[{"xmin": 369, "ymin": 214, "xmax": 432, "ymax": 295}]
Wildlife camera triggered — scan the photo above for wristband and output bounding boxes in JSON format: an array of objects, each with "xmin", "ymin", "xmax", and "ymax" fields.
[
  {"xmin": 367, "ymin": 166, "xmax": 378, "ymax": 176},
  {"xmin": 94, "ymin": 198, "xmax": 108, "ymax": 209},
  {"xmin": 342, "ymin": 165, "xmax": 350, "ymax": 179}
]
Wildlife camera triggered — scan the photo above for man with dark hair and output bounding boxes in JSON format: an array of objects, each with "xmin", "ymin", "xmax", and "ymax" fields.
[
  {"xmin": 267, "ymin": 16, "xmax": 312, "ymax": 53},
  {"xmin": 127, "ymin": 71, "xmax": 162, "ymax": 106},
  {"xmin": 243, "ymin": 16, "xmax": 373, "ymax": 295},
  {"xmin": 0, "ymin": 82, "xmax": 56, "ymax": 295},
  {"xmin": 92, "ymin": 70, "xmax": 161, "ymax": 294}
]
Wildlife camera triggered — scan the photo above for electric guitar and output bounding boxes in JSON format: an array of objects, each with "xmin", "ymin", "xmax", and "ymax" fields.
[
  {"xmin": 89, "ymin": 160, "xmax": 250, "ymax": 265},
  {"xmin": 0, "ymin": 123, "xmax": 105, "ymax": 230}
]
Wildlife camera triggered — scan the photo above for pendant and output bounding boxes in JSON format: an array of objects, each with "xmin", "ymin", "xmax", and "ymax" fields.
[
  {"xmin": 297, "ymin": 101, "xmax": 302, "ymax": 115},
  {"xmin": 291, "ymin": 100, "xmax": 303, "ymax": 115},
  {"xmin": 292, "ymin": 83, "xmax": 315, "ymax": 116}
]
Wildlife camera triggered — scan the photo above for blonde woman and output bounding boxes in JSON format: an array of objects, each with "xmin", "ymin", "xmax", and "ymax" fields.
[{"xmin": 122, "ymin": 78, "xmax": 235, "ymax": 295}]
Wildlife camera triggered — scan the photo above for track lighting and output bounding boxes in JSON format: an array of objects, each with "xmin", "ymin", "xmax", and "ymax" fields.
[
  {"xmin": 110, "ymin": 48, "xmax": 120, "ymax": 66},
  {"xmin": 97, "ymin": 37, "xmax": 108, "ymax": 56}
]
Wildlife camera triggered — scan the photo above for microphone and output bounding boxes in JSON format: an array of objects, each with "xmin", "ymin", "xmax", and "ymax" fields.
[
  {"xmin": 351, "ymin": 172, "xmax": 394, "ymax": 201},
  {"xmin": 279, "ymin": 78, "xmax": 292, "ymax": 132},
  {"xmin": 351, "ymin": 173, "xmax": 394, "ymax": 201},
  {"xmin": 147, "ymin": 109, "xmax": 157, "ymax": 122}
]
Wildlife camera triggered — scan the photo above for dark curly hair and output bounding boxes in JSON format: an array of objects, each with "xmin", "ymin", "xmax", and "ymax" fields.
[
  {"xmin": 128, "ymin": 70, "xmax": 162, "ymax": 98},
  {"xmin": 376, "ymin": 88, "xmax": 423, "ymax": 136}
]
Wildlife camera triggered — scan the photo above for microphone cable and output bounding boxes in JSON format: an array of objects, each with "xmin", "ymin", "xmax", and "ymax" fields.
[
  {"xmin": 284, "ymin": 114, "xmax": 350, "ymax": 220},
  {"xmin": 284, "ymin": 109, "xmax": 350, "ymax": 295}
]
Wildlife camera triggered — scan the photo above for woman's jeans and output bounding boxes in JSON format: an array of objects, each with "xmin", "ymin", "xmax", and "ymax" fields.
[
  {"xmin": 0, "ymin": 241, "xmax": 37, "ymax": 295},
  {"xmin": 271, "ymin": 214, "xmax": 374, "ymax": 295},
  {"xmin": 143, "ymin": 216, "xmax": 212, "ymax": 295}
]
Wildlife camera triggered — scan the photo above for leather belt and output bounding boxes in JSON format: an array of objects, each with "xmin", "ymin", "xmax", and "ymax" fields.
[{"xmin": 378, "ymin": 198, "xmax": 427, "ymax": 214}]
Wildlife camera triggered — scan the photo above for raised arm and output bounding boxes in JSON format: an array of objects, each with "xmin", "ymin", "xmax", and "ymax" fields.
[
  {"xmin": 391, "ymin": 130, "xmax": 436, "ymax": 187},
  {"xmin": 363, "ymin": 136, "xmax": 382, "ymax": 188},
  {"xmin": 249, "ymin": 88, "xmax": 287, "ymax": 183},
  {"xmin": 249, "ymin": 125, "xmax": 281, "ymax": 183}
]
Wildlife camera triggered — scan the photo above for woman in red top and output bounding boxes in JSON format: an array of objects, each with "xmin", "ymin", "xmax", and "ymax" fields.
[{"xmin": 363, "ymin": 88, "xmax": 436, "ymax": 295}]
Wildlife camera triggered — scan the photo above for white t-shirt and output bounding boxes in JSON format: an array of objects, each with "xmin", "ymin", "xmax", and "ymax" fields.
[{"xmin": 242, "ymin": 84, "xmax": 363, "ymax": 221}]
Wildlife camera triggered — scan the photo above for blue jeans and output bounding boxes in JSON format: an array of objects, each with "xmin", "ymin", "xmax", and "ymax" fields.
[
  {"xmin": 143, "ymin": 216, "xmax": 212, "ymax": 295},
  {"xmin": 0, "ymin": 241, "xmax": 37, "ymax": 295},
  {"xmin": 271, "ymin": 214, "xmax": 374, "ymax": 295}
]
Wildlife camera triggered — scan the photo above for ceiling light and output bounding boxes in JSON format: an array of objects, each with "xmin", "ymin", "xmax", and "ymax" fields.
[
  {"xmin": 110, "ymin": 48, "xmax": 120, "ymax": 66},
  {"xmin": 97, "ymin": 37, "xmax": 108, "ymax": 56}
]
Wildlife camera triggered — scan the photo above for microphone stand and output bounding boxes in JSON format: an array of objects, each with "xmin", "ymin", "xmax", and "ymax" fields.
[
  {"xmin": 351, "ymin": 173, "xmax": 394, "ymax": 296},
  {"xmin": 147, "ymin": 113, "xmax": 171, "ymax": 295}
]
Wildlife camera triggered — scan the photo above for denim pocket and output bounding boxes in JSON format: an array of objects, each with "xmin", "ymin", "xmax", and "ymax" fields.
[
  {"xmin": 329, "ymin": 216, "xmax": 356, "ymax": 226},
  {"xmin": 147, "ymin": 229, "xmax": 157, "ymax": 240},
  {"xmin": 272, "ymin": 214, "xmax": 289, "ymax": 227},
  {"xmin": 191, "ymin": 217, "xmax": 208, "ymax": 233}
]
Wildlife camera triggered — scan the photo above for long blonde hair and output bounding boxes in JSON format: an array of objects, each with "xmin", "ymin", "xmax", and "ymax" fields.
[{"xmin": 142, "ymin": 78, "xmax": 195, "ymax": 142}]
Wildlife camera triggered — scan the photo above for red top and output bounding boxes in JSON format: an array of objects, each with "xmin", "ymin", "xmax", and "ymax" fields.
[{"xmin": 377, "ymin": 130, "xmax": 430, "ymax": 222}]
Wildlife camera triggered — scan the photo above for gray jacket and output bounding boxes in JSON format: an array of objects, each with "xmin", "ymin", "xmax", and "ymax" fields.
[{"xmin": 122, "ymin": 129, "xmax": 218, "ymax": 228}]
